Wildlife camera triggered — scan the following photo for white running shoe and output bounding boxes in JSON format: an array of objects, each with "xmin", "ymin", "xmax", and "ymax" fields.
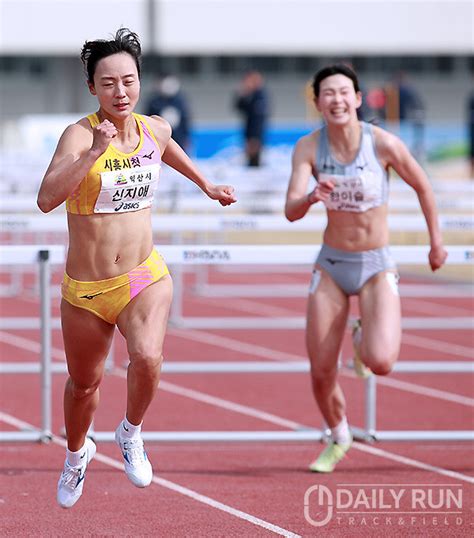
[
  {"xmin": 57, "ymin": 437, "xmax": 96, "ymax": 508},
  {"xmin": 115, "ymin": 422, "xmax": 153, "ymax": 488}
]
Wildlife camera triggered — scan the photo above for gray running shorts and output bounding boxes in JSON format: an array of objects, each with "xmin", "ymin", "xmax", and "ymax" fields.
[{"xmin": 315, "ymin": 244, "xmax": 397, "ymax": 296}]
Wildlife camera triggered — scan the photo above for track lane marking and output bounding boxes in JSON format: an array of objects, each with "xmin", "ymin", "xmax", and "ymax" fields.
[
  {"xmin": 168, "ymin": 329, "xmax": 474, "ymax": 406},
  {"xmin": 1, "ymin": 329, "xmax": 473, "ymax": 408},
  {"xmin": 2, "ymin": 333, "xmax": 474, "ymax": 486},
  {"xmin": 0, "ymin": 411, "xmax": 301, "ymax": 538}
]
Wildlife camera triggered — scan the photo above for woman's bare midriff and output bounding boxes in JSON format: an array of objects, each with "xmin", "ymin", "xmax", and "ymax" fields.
[
  {"xmin": 323, "ymin": 204, "xmax": 389, "ymax": 251},
  {"xmin": 65, "ymin": 209, "xmax": 154, "ymax": 280}
]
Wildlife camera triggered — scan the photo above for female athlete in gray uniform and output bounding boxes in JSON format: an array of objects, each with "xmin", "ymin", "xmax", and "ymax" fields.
[{"xmin": 285, "ymin": 64, "xmax": 447, "ymax": 473}]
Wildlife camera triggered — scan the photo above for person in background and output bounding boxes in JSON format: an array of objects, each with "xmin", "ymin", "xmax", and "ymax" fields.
[
  {"xmin": 37, "ymin": 28, "xmax": 236, "ymax": 509},
  {"xmin": 467, "ymin": 84, "xmax": 474, "ymax": 179},
  {"xmin": 234, "ymin": 70, "xmax": 269, "ymax": 167},
  {"xmin": 389, "ymin": 71, "xmax": 426, "ymax": 161},
  {"xmin": 285, "ymin": 64, "xmax": 447, "ymax": 473},
  {"xmin": 146, "ymin": 74, "xmax": 191, "ymax": 151}
]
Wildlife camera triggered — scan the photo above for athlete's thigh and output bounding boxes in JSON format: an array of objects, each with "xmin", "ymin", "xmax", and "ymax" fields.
[
  {"xmin": 61, "ymin": 299, "xmax": 115, "ymax": 383},
  {"xmin": 359, "ymin": 270, "xmax": 401, "ymax": 356},
  {"xmin": 116, "ymin": 275, "xmax": 173, "ymax": 356},
  {"xmin": 306, "ymin": 268, "xmax": 349, "ymax": 372}
]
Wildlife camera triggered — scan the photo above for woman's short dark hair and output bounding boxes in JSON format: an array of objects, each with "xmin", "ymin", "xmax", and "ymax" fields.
[
  {"xmin": 80, "ymin": 28, "xmax": 142, "ymax": 84},
  {"xmin": 312, "ymin": 64, "xmax": 360, "ymax": 98}
]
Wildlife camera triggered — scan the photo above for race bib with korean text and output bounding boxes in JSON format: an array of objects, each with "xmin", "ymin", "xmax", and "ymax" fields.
[
  {"xmin": 319, "ymin": 171, "xmax": 379, "ymax": 212},
  {"xmin": 94, "ymin": 164, "xmax": 160, "ymax": 213}
]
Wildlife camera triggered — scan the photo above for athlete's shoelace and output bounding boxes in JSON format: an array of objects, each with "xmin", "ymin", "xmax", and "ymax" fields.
[
  {"xmin": 60, "ymin": 464, "xmax": 83, "ymax": 489},
  {"xmin": 122, "ymin": 438, "xmax": 147, "ymax": 465}
]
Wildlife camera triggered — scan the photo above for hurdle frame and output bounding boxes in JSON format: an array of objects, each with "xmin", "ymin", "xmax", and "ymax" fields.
[{"xmin": 0, "ymin": 244, "xmax": 473, "ymax": 443}]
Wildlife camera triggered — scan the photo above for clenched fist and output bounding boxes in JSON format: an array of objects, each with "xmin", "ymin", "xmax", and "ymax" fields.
[{"xmin": 91, "ymin": 119, "xmax": 118, "ymax": 156}]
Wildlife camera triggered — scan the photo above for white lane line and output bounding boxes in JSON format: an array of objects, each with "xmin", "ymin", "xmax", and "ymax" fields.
[
  {"xmin": 403, "ymin": 298, "xmax": 473, "ymax": 317},
  {"xmin": 168, "ymin": 327, "xmax": 304, "ymax": 362},
  {"xmin": 0, "ymin": 331, "xmax": 48, "ymax": 355},
  {"xmin": 202, "ymin": 297, "xmax": 301, "ymax": 317},
  {"xmin": 2, "ymin": 328, "xmax": 471, "ymax": 408},
  {"xmin": 112, "ymin": 367, "xmax": 304, "ymax": 430},
  {"xmin": 352, "ymin": 442, "xmax": 474, "ymax": 485},
  {"xmin": 169, "ymin": 329, "xmax": 473, "ymax": 407},
  {"xmin": 0, "ymin": 411, "xmax": 301, "ymax": 538},
  {"xmin": 373, "ymin": 376, "xmax": 474, "ymax": 406},
  {"xmin": 210, "ymin": 295, "xmax": 473, "ymax": 357},
  {"xmin": 4, "ymin": 404, "xmax": 473, "ymax": 489},
  {"xmin": 2, "ymin": 362, "xmax": 474, "ymax": 489},
  {"xmin": 401, "ymin": 333, "xmax": 473, "ymax": 358}
]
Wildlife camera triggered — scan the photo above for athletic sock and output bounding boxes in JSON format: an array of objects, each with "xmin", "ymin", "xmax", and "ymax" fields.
[
  {"xmin": 66, "ymin": 442, "xmax": 87, "ymax": 467},
  {"xmin": 330, "ymin": 416, "xmax": 352, "ymax": 445},
  {"xmin": 121, "ymin": 416, "xmax": 142, "ymax": 439}
]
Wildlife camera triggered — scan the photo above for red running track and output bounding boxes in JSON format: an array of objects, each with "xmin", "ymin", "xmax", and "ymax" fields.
[{"xmin": 1, "ymin": 267, "xmax": 473, "ymax": 536}]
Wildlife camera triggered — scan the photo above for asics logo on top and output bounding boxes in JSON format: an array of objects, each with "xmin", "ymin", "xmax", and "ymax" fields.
[{"xmin": 142, "ymin": 150, "xmax": 155, "ymax": 159}]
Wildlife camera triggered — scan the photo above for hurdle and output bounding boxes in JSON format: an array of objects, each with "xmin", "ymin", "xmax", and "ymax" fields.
[
  {"xmin": 1, "ymin": 212, "xmax": 472, "ymax": 300},
  {"xmin": 0, "ymin": 244, "xmax": 472, "ymax": 443}
]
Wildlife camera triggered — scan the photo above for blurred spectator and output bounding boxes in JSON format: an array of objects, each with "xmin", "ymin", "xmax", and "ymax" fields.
[
  {"xmin": 234, "ymin": 71, "xmax": 269, "ymax": 167},
  {"xmin": 390, "ymin": 71, "xmax": 426, "ymax": 161},
  {"xmin": 366, "ymin": 86, "xmax": 387, "ymax": 122},
  {"xmin": 146, "ymin": 75, "xmax": 191, "ymax": 150},
  {"xmin": 467, "ymin": 86, "xmax": 474, "ymax": 179}
]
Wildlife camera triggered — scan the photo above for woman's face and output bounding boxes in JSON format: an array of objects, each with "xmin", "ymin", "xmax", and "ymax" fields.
[
  {"xmin": 88, "ymin": 52, "xmax": 140, "ymax": 118},
  {"xmin": 315, "ymin": 74, "xmax": 361, "ymax": 125}
]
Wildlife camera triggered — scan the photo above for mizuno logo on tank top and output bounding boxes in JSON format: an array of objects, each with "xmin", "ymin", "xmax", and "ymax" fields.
[
  {"xmin": 315, "ymin": 121, "xmax": 389, "ymax": 213},
  {"xmin": 66, "ymin": 113, "xmax": 162, "ymax": 215}
]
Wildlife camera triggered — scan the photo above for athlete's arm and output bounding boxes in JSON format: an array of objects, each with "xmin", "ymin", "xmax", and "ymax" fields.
[
  {"xmin": 37, "ymin": 120, "xmax": 115, "ymax": 213},
  {"xmin": 285, "ymin": 134, "xmax": 334, "ymax": 221},
  {"xmin": 374, "ymin": 127, "xmax": 447, "ymax": 271},
  {"xmin": 150, "ymin": 115, "xmax": 236, "ymax": 206}
]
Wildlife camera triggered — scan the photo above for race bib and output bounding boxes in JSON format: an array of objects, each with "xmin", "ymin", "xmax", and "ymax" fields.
[
  {"xmin": 94, "ymin": 164, "xmax": 160, "ymax": 213},
  {"xmin": 319, "ymin": 171, "xmax": 379, "ymax": 212}
]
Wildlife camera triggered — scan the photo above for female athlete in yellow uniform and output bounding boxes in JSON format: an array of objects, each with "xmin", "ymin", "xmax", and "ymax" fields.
[{"xmin": 37, "ymin": 28, "xmax": 236, "ymax": 508}]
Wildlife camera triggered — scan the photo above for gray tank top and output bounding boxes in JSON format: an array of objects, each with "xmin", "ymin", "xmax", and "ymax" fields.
[{"xmin": 316, "ymin": 121, "xmax": 389, "ymax": 212}]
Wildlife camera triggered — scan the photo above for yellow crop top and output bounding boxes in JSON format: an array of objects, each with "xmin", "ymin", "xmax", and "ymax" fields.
[{"xmin": 66, "ymin": 113, "xmax": 162, "ymax": 215}]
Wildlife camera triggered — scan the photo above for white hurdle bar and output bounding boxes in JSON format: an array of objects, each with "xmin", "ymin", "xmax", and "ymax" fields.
[
  {"xmin": 0, "ymin": 244, "xmax": 473, "ymax": 331},
  {"xmin": 0, "ymin": 244, "xmax": 473, "ymax": 443},
  {"xmin": 1, "ymin": 185, "xmax": 474, "ymax": 214},
  {"xmin": 1, "ymin": 212, "xmax": 473, "ymax": 234}
]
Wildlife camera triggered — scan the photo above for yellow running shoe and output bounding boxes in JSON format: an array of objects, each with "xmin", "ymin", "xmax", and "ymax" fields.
[
  {"xmin": 352, "ymin": 319, "xmax": 372, "ymax": 379},
  {"xmin": 309, "ymin": 441, "xmax": 352, "ymax": 473}
]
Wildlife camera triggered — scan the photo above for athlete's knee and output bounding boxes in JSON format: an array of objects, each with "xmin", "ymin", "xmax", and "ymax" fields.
[
  {"xmin": 67, "ymin": 376, "xmax": 101, "ymax": 400},
  {"xmin": 311, "ymin": 363, "xmax": 338, "ymax": 388},
  {"xmin": 365, "ymin": 354, "xmax": 395, "ymax": 376},
  {"xmin": 129, "ymin": 349, "xmax": 163, "ymax": 373}
]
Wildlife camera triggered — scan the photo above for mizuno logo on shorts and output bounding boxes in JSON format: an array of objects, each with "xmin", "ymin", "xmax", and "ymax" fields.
[
  {"xmin": 79, "ymin": 292, "xmax": 103, "ymax": 300},
  {"xmin": 326, "ymin": 258, "xmax": 343, "ymax": 265}
]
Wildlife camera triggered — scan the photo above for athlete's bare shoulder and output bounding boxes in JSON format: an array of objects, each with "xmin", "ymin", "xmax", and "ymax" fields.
[
  {"xmin": 55, "ymin": 118, "xmax": 93, "ymax": 154},
  {"xmin": 372, "ymin": 124, "xmax": 405, "ymax": 165},
  {"xmin": 293, "ymin": 130, "xmax": 319, "ymax": 162},
  {"xmin": 143, "ymin": 114, "xmax": 172, "ymax": 152}
]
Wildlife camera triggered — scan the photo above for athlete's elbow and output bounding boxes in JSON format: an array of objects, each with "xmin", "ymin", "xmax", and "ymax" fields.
[
  {"xmin": 37, "ymin": 193, "xmax": 56, "ymax": 213},
  {"xmin": 284, "ymin": 205, "xmax": 295, "ymax": 221},
  {"xmin": 285, "ymin": 208, "xmax": 300, "ymax": 222}
]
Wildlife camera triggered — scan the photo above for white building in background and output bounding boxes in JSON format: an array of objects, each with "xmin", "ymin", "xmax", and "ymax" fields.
[
  {"xmin": 1, "ymin": 1, "xmax": 472, "ymax": 55},
  {"xmin": 0, "ymin": 1, "xmax": 472, "ymax": 123}
]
